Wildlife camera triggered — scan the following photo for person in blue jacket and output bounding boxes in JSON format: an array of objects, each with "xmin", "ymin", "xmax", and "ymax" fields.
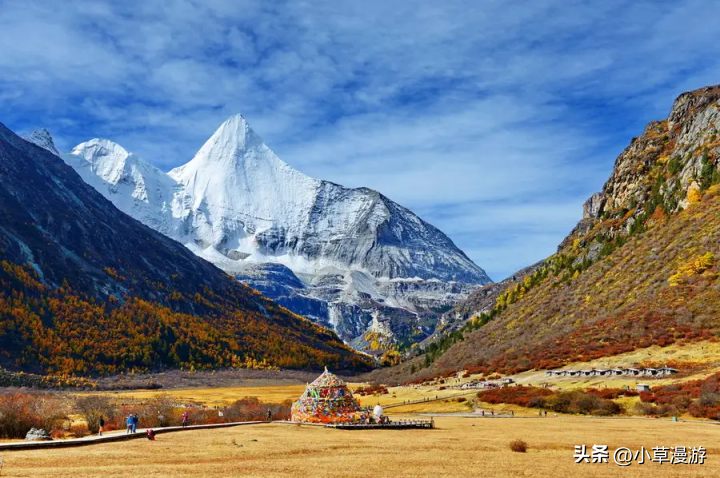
[
  {"xmin": 132, "ymin": 414, "xmax": 139, "ymax": 433},
  {"xmin": 126, "ymin": 415, "xmax": 133, "ymax": 434}
]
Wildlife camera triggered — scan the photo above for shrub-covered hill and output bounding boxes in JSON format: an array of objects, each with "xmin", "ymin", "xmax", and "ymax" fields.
[
  {"xmin": 0, "ymin": 122, "xmax": 370, "ymax": 375},
  {"xmin": 370, "ymin": 84, "xmax": 720, "ymax": 383}
]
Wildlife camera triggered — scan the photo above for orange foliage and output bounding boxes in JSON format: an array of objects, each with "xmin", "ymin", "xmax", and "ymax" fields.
[{"xmin": 0, "ymin": 261, "xmax": 370, "ymax": 375}]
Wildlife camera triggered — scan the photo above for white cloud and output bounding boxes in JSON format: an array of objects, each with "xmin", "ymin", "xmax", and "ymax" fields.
[{"xmin": 2, "ymin": 0, "xmax": 720, "ymax": 279}]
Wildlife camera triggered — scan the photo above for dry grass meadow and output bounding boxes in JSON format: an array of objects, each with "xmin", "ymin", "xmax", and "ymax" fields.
[
  {"xmin": 5, "ymin": 341, "xmax": 719, "ymax": 476},
  {"xmin": 90, "ymin": 384, "xmax": 308, "ymax": 406},
  {"xmin": 1, "ymin": 416, "xmax": 718, "ymax": 477},
  {"xmin": 81, "ymin": 382, "xmax": 475, "ymax": 409}
]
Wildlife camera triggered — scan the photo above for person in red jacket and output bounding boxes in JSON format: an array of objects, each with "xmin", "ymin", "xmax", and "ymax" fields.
[{"xmin": 182, "ymin": 411, "xmax": 189, "ymax": 427}]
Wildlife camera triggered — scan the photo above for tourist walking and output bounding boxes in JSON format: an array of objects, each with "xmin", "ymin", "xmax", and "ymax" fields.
[
  {"xmin": 182, "ymin": 411, "xmax": 189, "ymax": 427},
  {"xmin": 98, "ymin": 416, "xmax": 105, "ymax": 436},
  {"xmin": 267, "ymin": 409, "xmax": 272, "ymax": 422},
  {"xmin": 126, "ymin": 415, "xmax": 133, "ymax": 434},
  {"xmin": 132, "ymin": 414, "xmax": 138, "ymax": 433}
]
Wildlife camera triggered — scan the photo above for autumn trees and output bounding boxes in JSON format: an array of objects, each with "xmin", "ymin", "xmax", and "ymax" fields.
[{"xmin": 0, "ymin": 258, "xmax": 370, "ymax": 376}]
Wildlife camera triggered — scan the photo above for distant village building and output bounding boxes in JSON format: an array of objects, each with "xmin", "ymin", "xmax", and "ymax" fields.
[
  {"xmin": 636, "ymin": 384, "xmax": 651, "ymax": 392},
  {"xmin": 544, "ymin": 367, "xmax": 678, "ymax": 379},
  {"xmin": 461, "ymin": 381, "xmax": 499, "ymax": 390}
]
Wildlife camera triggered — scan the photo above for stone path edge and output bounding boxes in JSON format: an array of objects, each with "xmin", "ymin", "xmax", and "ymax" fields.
[{"xmin": 0, "ymin": 421, "xmax": 265, "ymax": 451}]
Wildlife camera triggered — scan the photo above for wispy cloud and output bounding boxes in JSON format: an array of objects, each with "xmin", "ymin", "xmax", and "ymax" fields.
[{"xmin": 2, "ymin": 0, "xmax": 720, "ymax": 280}]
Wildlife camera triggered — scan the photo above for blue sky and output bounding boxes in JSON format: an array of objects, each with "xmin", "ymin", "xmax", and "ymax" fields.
[{"xmin": 2, "ymin": 1, "xmax": 720, "ymax": 280}]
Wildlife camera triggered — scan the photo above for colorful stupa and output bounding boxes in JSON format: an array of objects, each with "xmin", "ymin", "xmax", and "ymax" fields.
[{"xmin": 291, "ymin": 368, "xmax": 367, "ymax": 424}]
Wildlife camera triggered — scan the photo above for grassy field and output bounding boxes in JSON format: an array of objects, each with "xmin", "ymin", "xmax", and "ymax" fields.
[
  {"xmin": 2, "ymin": 416, "xmax": 718, "ymax": 477},
  {"xmin": 86, "ymin": 384, "xmax": 308, "ymax": 406},
  {"xmin": 81, "ymin": 382, "xmax": 473, "ymax": 409}
]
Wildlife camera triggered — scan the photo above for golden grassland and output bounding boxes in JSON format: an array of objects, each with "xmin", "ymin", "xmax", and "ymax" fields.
[
  {"xmin": 2, "ymin": 417, "xmax": 718, "ymax": 477},
  {"xmin": 80, "ymin": 382, "xmax": 473, "ymax": 408},
  {"xmin": 355, "ymin": 387, "xmax": 473, "ymax": 408},
  {"xmin": 87, "ymin": 384, "xmax": 308, "ymax": 406},
  {"xmin": 382, "ymin": 398, "xmax": 472, "ymax": 414}
]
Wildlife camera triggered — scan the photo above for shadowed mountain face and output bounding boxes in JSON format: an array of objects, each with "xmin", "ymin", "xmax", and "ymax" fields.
[
  {"xmin": 0, "ymin": 122, "xmax": 370, "ymax": 375},
  {"xmin": 36, "ymin": 114, "xmax": 491, "ymax": 354}
]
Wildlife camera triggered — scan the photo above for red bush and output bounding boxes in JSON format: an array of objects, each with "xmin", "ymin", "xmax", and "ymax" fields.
[
  {"xmin": 355, "ymin": 384, "xmax": 389, "ymax": 396},
  {"xmin": 640, "ymin": 372, "xmax": 720, "ymax": 420},
  {"xmin": 477, "ymin": 386, "xmax": 554, "ymax": 407},
  {"xmin": 587, "ymin": 388, "xmax": 625, "ymax": 399}
]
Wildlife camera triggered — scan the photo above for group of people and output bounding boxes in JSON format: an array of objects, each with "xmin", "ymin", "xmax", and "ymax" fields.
[
  {"xmin": 96, "ymin": 411, "xmax": 189, "ymax": 438},
  {"xmin": 125, "ymin": 414, "xmax": 140, "ymax": 434}
]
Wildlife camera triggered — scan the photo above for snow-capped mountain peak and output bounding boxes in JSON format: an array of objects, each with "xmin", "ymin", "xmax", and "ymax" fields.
[
  {"xmin": 64, "ymin": 138, "xmax": 180, "ymax": 233},
  {"xmin": 170, "ymin": 114, "xmax": 294, "ymax": 176},
  {"xmin": 71, "ymin": 138, "xmax": 129, "ymax": 163},
  {"xmin": 169, "ymin": 115, "xmax": 319, "ymax": 235},
  {"xmin": 199, "ymin": 113, "xmax": 265, "ymax": 159},
  {"xmin": 71, "ymin": 139, "xmax": 133, "ymax": 183},
  {"xmin": 53, "ymin": 114, "xmax": 492, "ymax": 352},
  {"xmin": 23, "ymin": 128, "xmax": 60, "ymax": 156},
  {"xmin": 71, "ymin": 138, "xmax": 172, "ymax": 185}
]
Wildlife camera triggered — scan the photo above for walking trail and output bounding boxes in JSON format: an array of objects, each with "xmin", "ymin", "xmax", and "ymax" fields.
[{"xmin": 0, "ymin": 421, "xmax": 264, "ymax": 451}]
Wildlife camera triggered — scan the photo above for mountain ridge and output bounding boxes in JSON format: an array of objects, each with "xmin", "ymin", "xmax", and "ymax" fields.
[
  {"xmin": 0, "ymin": 121, "xmax": 369, "ymax": 375},
  {"xmin": 31, "ymin": 114, "xmax": 491, "ymax": 353}
]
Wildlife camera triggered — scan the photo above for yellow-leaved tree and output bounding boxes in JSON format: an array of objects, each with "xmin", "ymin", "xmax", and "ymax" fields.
[{"xmin": 668, "ymin": 252, "xmax": 717, "ymax": 286}]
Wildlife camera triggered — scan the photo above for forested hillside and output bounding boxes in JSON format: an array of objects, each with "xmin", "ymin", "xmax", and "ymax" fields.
[
  {"xmin": 0, "ymin": 123, "xmax": 370, "ymax": 375},
  {"xmin": 371, "ymin": 84, "xmax": 720, "ymax": 383}
]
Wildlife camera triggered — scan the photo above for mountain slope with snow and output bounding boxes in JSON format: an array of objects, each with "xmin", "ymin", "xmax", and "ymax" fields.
[
  {"xmin": 28, "ymin": 115, "xmax": 491, "ymax": 352},
  {"xmin": 64, "ymin": 138, "xmax": 184, "ymax": 235},
  {"xmin": 168, "ymin": 115, "xmax": 486, "ymax": 283},
  {"xmin": 1, "ymin": 121, "xmax": 367, "ymax": 375},
  {"xmin": 23, "ymin": 128, "xmax": 59, "ymax": 156}
]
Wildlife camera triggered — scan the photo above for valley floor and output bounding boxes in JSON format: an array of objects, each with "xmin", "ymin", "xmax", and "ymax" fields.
[
  {"xmin": 3, "ymin": 340, "xmax": 720, "ymax": 476},
  {"xmin": 1, "ymin": 416, "xmax": 718, "ymax": 477}
]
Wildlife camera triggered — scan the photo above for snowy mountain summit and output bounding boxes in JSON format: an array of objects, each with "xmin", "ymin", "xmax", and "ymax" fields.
[
  {"xmin": 28, "ymin": 116, "xmax": 491, "ymax": 352},
  {"xmin": 23, "ymin": 128, "xmax": 59, "ymax": 156}
]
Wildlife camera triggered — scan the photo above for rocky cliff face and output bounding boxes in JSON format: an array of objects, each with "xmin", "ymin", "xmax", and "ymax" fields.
[
  {"xmin": 27, "ymin": 115, "xmax": 491, "ymax": 354},
  {"xmin": 575, "ymin": 85, "xmax": 720, "ymax": 233}
]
